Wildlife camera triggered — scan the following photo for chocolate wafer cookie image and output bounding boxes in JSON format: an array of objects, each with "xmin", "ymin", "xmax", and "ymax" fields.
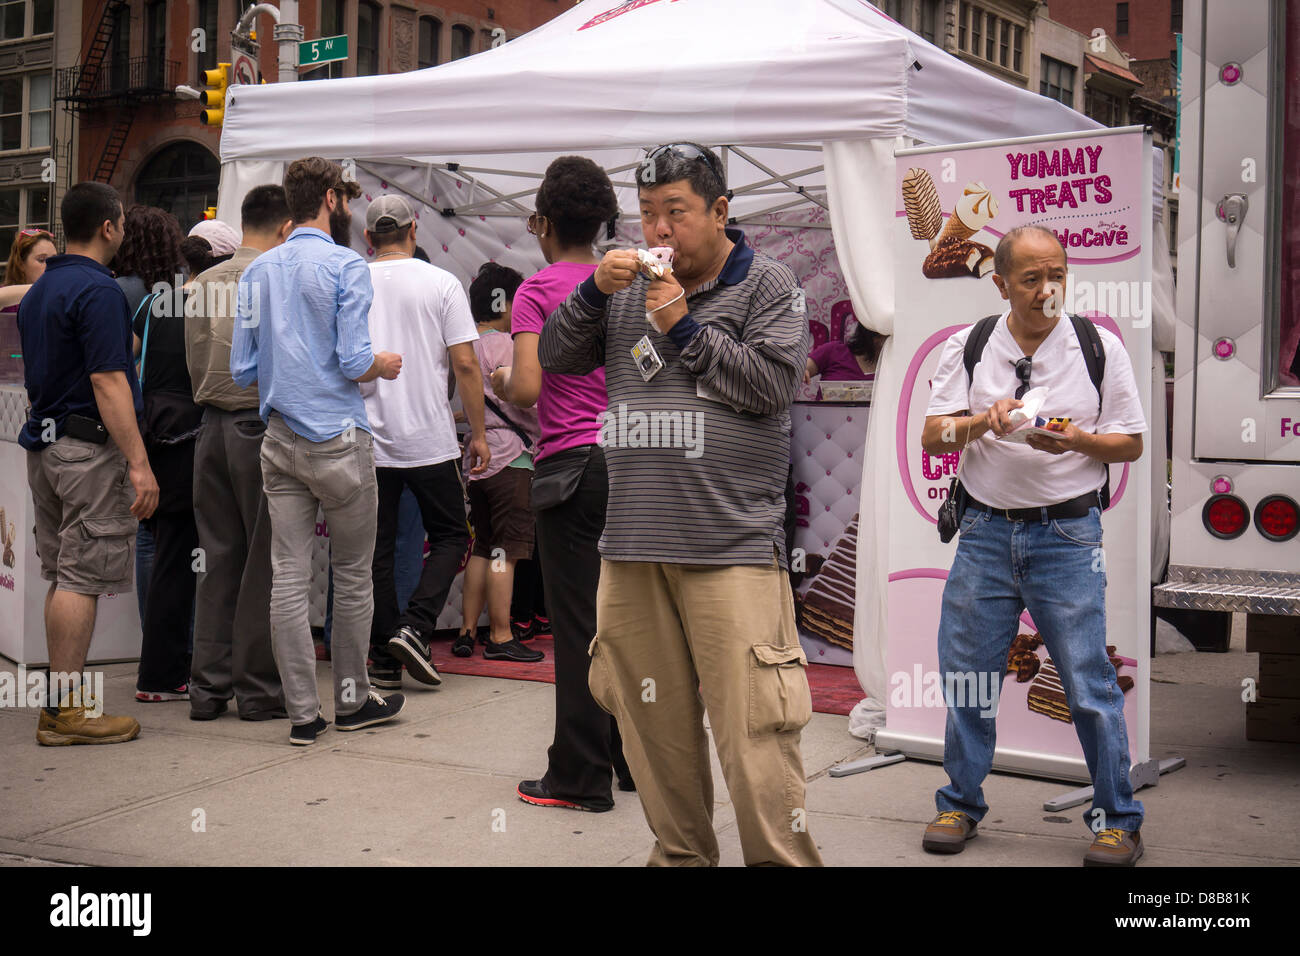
[
  {"xmin": 921, "ymin": 236, "xmax": 995, "ymax": 279},
  {"xmin": 901, "ymin": 167, "xmax": 943, "ymax": 246},
  {"xmin": 1027, "ymin": 653, "xmax": 1136, "ymax": 723},
  {"xmin": 800, "ymin": 516, "xmax": 858, "ymax": 650}
]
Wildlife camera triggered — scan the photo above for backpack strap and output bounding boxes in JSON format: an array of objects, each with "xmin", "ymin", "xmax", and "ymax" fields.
[
  {"xmin": 962, "ymin": 313, "xmax": 1002, "ymax": 384},
  {"xmin": 133, "ymin": 292, "xmax": 159, "ymax": 388},
  {"xmin": 1068, "ymin": 313, "xmax": 1110, "ymax": 510}
]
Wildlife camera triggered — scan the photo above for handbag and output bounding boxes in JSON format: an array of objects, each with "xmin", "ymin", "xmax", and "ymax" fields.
[{"xmin": 530, "ymin": 445, "xmax": 594, "ymax": 511}]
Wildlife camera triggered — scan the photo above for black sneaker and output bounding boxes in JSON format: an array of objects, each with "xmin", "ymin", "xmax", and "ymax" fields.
[
  {"xmin": 189, "ymin": 700, "xmax": 229, "ymax": 721},
  {"xmin": 387, "ymin": 626, "xmax": 442, "ymax": 686},
  {"xmin": 483, "ymin": 637, "xmax": 544, "ymax": 663},
  {"xmin": 452, "ymin": 631, "xmax": 476, "ymax": 658},
  {"xmin": 510, "ymin": 618, "xmax": 535, "ymax": 642},
  {"xmin": 335, "ymin": 691, "xmax": 405, "ymax": 731},
  {"xmin": 516, "ymin": 778, "xmax": 613, "ymax": 812},
  {"xmin": 289, "ymin": 715, "xmax": 330, "ymax": 746},
  {"xmin": 368, "ymin": 661, "xmax": 403, "ymax": 689},
  {"xmin": 531, "ymin": 615, "xmax": 552, "ymax": 637}
]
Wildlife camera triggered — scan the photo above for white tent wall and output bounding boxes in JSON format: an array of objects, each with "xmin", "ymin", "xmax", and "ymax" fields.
[{"xmin": 214, "ymin": 0, "xmax": 1179, "ymax": 727}]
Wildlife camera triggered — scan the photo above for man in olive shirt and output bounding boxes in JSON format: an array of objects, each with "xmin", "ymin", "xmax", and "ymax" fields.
[{"xmin": 184, "ymin": 186, "xmax": 293, "ymax": 720}]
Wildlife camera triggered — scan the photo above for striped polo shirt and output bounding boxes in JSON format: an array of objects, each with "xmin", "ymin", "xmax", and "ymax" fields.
[{"xmin": 538, "ymin": 227, "xmax": 810, "ymax": 568}]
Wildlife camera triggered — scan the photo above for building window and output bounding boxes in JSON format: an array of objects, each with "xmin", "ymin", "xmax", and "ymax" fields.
[
  {"xmin": 32, "ymin": 0, "xmax": 52, "ymax": 35},
  {"xmin": 28, "ymin": 72, "xmax": 49, "ymax": 148},
  {"xmin": 134, "ymin": 142, "xmax": 221, "ymax": 233},
  {"xmin": 1014, "ymin": 25, "xmax": 1023, "ymax": 72},
  {"xmin": 1040, "ymin": 56, "xmax": 1076, "ymax": 106},
  {"xmin": 1086, "ymin": 86, "xmax": 1124, "ymax": 126},
  {"xmin": 357, "ymin": 1, "xmax": 380, "ymax": 76},
  {"xmin": 1117, "ymin": 2, "xmax": 1129, "ymax": 36},
  {"xmin": 0, "ymin": 78, "xmax": 20, "ymax": 152},
  {"xmin": 198, "ymin": 0, "xmax": 219, "ymax": 79},
  {"xmin": 970, "ymin": 6, "xmax": 981, "ymax": 56},
  {"xmin": 146, "ymin": 1, "xmax": 167, "ymax": 89},
  {"xmin": 985, "ymin": 12, "xmax": 995, "ymax": 61},
  {"xmin": 311, "ymin": 0, "xmax": 347, "ymax": 79},
  {"xmin": 1171, "ymin": 0, "xmax": 1182, "ymax": 32},
  {"xmin": 881, "ymin": 0, "xmax": 903, "ymax": 21},
  {"xmin": 959, "ymin": 1, "xmax": 967, "ymax": 50},
  {"xmin": 999, "ymin": 19, "xmax": 1009, "ymax": 67},
  {"xmin": 451, "ymin": 24, "xmax": 472, "ymax": 60},
  {"xmin": 920, "ymin": 0, "xmax": 940, "ymax": 44},
  {"xmin": 419, "ymin": 16, "xmax": 441, "ymax": 69},
  {"xmin": 109, "ymin": 6, "xmax": 130, "ymax": 90}
]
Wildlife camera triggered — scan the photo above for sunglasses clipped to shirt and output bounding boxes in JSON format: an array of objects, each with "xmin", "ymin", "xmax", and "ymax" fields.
[{"xmin": 1012, "ymin": 356, "xmax": 1032, "ymax": 400}]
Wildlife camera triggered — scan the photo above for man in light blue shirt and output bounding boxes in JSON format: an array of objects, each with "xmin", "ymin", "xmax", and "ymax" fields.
[{"xmin": 232, "ymin": 157, "xmax": 405, "ymax": 746}]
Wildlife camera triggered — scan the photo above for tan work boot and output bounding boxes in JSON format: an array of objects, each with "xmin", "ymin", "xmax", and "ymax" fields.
[
  {"xmin": 1083, "ymin": 828, "xmax": 1143, "ymax": 867},
  {"xmin": 36, "ymin": 690, "xmax": 141, "ymax": 746},
  {"xmin": 921, "ymin": 810, "xmax": 978, "ymax": 853}
]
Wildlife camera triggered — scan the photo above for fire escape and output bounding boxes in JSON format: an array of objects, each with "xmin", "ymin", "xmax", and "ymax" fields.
[{"xmin": 53, "ymin": 0, "xmax": 180, "ymax": 186}]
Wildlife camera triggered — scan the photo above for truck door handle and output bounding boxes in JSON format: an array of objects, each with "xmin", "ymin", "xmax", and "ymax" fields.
[{"xmin": 1216, "ymin": 193, "xmax": 1248, "ymax": 268}]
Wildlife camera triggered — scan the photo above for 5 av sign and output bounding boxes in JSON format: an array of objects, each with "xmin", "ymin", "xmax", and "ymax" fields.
[{"xmin": 300, "ymin": 34, "xmax": 348, "ymax": 66}]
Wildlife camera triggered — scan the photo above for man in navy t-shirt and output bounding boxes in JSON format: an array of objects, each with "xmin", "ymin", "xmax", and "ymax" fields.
[{"xmin": 18, "ymin": 182, "xmax": 159, "ymax": 746}]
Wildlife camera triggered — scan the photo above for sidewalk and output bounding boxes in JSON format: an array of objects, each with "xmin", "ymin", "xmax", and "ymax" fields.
[{"xmin": 1, "ymin": 623, "xmax": 1296, "ymax": 867}]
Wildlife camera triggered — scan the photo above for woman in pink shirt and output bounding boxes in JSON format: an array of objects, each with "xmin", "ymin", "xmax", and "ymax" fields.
[{"xmin": 492, "ymin": 156, "xmax": 632, "ymax": 812}]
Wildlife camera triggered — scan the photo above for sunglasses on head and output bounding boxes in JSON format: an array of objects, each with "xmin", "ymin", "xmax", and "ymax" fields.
[
  {"xmin": 1013, "ymin": 356, "xmax": 1032, "ymax": 400},
  {"xmin": 646, "ymin": 143, "xmax": 727, "ymax": 190},
  {"xmin": 19, "ymin": 228, "xmax": 50, "ymax": 238}
]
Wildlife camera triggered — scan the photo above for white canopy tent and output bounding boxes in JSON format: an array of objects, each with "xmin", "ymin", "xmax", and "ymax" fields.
[{"xmin": 217, "ymin": 0, "xmax": 1140, "ymax": 722}]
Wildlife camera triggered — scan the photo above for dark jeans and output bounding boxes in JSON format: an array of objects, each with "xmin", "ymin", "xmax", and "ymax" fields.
[
  {"xmin": 136, "ymin": 440, "xmax": 198, "ymax": 692},
  {"xmin": 370, "ymin": 460, "xmax": 469, "ymax": 665},
  {"xmin": 534, "ymin": 445, "xmax": 631, "ymax": 807}
]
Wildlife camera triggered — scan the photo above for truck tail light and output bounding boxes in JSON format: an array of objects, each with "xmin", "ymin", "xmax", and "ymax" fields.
[
  {"xmin": 1203, "ymin": 494, "xmax": 1249, "ymax": 539},
  {"xmin": 1254, "ymin": 495, "xmax": 1300, "ymax": 542}
]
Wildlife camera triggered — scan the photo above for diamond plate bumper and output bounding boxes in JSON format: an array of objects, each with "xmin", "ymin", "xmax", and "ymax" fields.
[{"xmin": 1154, "ymin": 565, "xmax": 1300, "ymax": 615}]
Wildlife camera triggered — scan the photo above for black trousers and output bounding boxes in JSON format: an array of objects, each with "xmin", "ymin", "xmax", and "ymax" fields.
[
  {"xmin": 510, "ymin": 546, "xmax": 546, "ymax": 623},
  {"xmin": 371, "ymin": 460, "xmax": 468, "ymax": 662},
  {"xmin": 534, "ymin": 445, "xmax": 631, "ymax": 806},
  {"xmin": 137, "ymin": 439, "xmax": 198, "ymax": 692}
]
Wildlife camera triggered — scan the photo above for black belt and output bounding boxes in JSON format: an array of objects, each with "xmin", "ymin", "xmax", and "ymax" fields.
[{"xmin": 966, "ymin": 491, "xmax": 1101, "ymax": 521}]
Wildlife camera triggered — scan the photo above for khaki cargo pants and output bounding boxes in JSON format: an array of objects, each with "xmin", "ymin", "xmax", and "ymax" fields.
[
  {"xmin": 27, "ymin": 436, "xmax": 136, "ymax": 595},
  {"xmin": 589, "ymin": 556, "xmax": 823, "ymax": 867}
]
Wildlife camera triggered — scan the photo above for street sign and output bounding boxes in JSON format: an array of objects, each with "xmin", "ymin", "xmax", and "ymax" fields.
[
  {"xmin": 299, "ymin": 34, "xmax": 348, "ymax": 67},
  {"xmin": 230, "ymin": 50, "xmax": 259, "ymax": 86}
]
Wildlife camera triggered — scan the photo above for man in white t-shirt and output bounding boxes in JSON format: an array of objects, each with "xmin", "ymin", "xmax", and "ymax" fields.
[
  {"xmin": 360, "ymin": 195, "xmax": 489, "ymax": 687},
  {"xmin": 919, "ymin": 225, "xmax": 1147, "ymax": 866}
]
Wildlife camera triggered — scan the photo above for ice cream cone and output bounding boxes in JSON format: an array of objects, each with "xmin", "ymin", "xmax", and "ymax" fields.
[{"xmin": 936, "ymin": 208, "xmax": 978, "ymax": 245}]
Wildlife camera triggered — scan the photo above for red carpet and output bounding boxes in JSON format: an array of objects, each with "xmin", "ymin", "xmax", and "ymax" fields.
[{"xmin": 426, "ymin": 633, "xmax": 861, "ymax": 716}]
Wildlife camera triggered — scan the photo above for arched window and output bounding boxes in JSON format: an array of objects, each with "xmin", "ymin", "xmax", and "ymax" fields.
[
  {"xmin": 450, "ymin": 24, "xmax": 472, "ymax": 60},
  {"xmin": 133, "ymin": 142, "xmax": 220, "ymax": 233},
  {"xmin": 419, "ymin": 16, "xmax": 441, "ymax": 69}
]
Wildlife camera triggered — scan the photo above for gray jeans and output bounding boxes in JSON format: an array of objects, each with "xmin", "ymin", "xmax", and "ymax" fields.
[{"xmin": 260, "ymin": 413, "xmax": 377, "ymax": 724}]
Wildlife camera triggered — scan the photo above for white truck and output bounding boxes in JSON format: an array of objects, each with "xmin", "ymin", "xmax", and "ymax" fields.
[{"xmin": 1155, "ymin": 0, "xmax": 1300, "ymax": 739}]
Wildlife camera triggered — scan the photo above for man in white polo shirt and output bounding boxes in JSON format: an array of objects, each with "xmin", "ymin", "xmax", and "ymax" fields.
[
  {"xmin": 919, "ymin": 225, "xmax": 1147, "ymax": 866},
  {"xmin": 360, "ymin": 195, "xmax": 489, "ymax": 688}
]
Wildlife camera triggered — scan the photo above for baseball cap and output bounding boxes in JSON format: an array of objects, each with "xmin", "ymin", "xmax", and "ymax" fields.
[
  {"xmin": 366, "ymin": 195, "xmax": 415, "ymax": 233},
  {"xmin": 188, "ymin": 219, "xmax": 242, "ymax": 256}
]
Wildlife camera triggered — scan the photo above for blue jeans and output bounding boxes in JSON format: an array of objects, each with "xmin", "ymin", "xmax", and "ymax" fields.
[{"xmin": 935, "ymin": 505, "xmax": 1143, "ymax": 834}]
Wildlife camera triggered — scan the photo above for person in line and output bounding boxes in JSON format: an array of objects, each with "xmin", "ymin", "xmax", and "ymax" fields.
[
  {"xmin": 185, "ymin": 188, "xmax": 293, "ymax": 721},
  {"xmin": 359, "ymin": 194, "xmax": 489, "ymax": 688},
  {"xmin": 538, "ymin": 143, "xmax": 821, "ymax": 865},
  {"xmin": 20, "ymin": 182, "xmax": 159, "ymax": 744},
  {"xmin": 1, "ymin": 228, "xmax": 54, "ymax": 380},
  {"xmin": 128, "ymin": 206, "xmax": 207, "ymax": 702},
  {"xmin": 113, "ymin": 206, "xmax": 188, "ymax": 628},
  {"xmin": 920, "ymin": 225, "xmax": 1147, "ymax": 866},
  {"xmin": 804, "ymin": 316, "xmax": 885, "ymax": 383},
  {"xmin": 493, "ymin": 155, "xmax": 632, "ymax": 812},
  {"xmin": 189, "ymin": 219, "xmax": 241, "ymax": 269},
  {"xmin": 232, "ymin": 158, "xmax": 405, "ymax": 746},
  {"xmin": 455, "ymin": 262, "xmax": 542, "ymax": 663}
]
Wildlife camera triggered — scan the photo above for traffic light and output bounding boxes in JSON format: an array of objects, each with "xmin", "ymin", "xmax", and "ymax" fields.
[{"xmin": 200, "ymin": 63, "xmax": 230, "ymax": 126}]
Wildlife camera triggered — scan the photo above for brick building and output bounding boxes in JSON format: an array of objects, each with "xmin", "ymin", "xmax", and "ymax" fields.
[{"xmin": 52, "ymin": 0, "xmax": 571, "ymax": 235}]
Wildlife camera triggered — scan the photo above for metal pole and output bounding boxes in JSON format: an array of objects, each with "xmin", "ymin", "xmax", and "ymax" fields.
[{"xmin": 272, "ymin": 0, "xmax": 303, "ymax": 83}]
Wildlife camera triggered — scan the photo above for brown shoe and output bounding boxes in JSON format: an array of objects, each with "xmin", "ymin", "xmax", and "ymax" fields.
[
  {"xmin": 1084, "ymin": 828, "xmax": 1143, "ymax": 866},
  {"xmin": 36, "ymin": 702, "xmax": 141, "ymax": 746},
  {"xmin": 922, "ymin": 810, "xmax": 978, "ymax": 853}
]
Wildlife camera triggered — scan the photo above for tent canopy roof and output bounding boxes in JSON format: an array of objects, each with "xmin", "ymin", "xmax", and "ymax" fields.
[{"xmin": 219, "ymin": 0, "xmax": 1096, "ymax": 164}]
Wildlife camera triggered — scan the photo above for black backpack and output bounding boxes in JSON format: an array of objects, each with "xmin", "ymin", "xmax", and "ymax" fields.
[{"xmin": 962, "ymin": 312, "xmax": 1110, "ymax": 509}]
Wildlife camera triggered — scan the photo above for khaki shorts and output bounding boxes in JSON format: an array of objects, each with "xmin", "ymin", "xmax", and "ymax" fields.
[{"xmin": 26, "ymin": 436, "xmax": 137, "ymax": 596}]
